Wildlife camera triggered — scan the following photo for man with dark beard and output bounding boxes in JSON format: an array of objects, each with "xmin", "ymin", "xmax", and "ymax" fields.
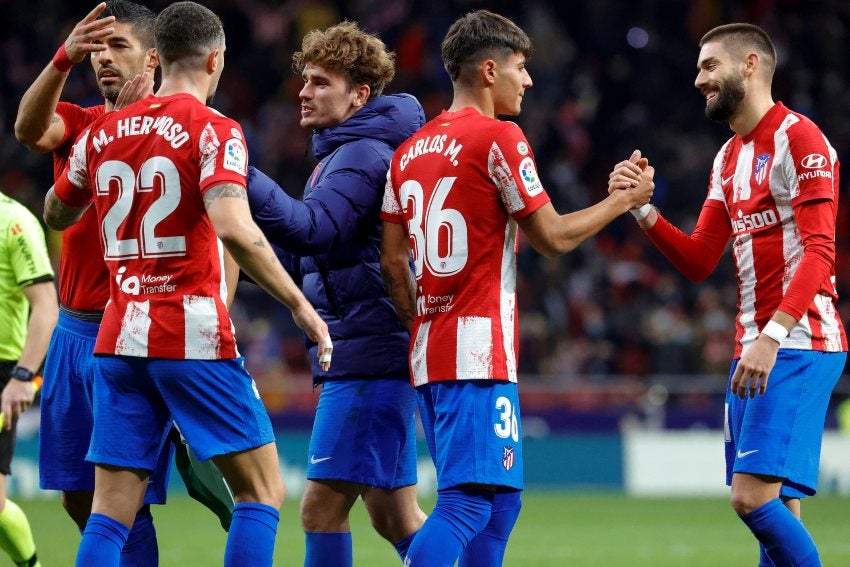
[
  {"xmin": 14, "ymin": 3, "xmax": 170, "ymax": 564},
  {"xmin": 613, "ymin": 23, "xmax": 846, "ymax": 566}
]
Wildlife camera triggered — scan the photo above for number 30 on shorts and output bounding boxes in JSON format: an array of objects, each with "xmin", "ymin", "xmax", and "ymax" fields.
[{"xmin": 494, "ymin": 396, "xmax": 519, "ymax": 443}]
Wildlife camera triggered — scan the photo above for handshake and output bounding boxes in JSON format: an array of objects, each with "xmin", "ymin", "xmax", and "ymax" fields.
[{"xmin": 608, "ymin": 149, "xmax": 656, "ymax": 222}]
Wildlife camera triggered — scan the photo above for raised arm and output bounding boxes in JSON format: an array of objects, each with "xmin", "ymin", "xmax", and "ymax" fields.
[
  {"xmin": 204, "ymin": 183, "xmax": 333, "ymax": 369},
  {"xmin": 518, "ymin": 165, "xmax": 655, "ymax": 257},
  {"xmin": 379, "ymin": 220, "xmax": 417, "ymax": 332},
  {"xmin": 14, "ymin": 3, "xmax": 115, "ymax": 152},
  {"xmin": 609, "ymin": 152, "xmax": 730, "ymax": 282}
]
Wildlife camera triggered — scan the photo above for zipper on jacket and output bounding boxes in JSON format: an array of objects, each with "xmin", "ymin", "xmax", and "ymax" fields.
[{"xmin": 316, "ymin": 260, "xmax": 344, "ymax": 318}]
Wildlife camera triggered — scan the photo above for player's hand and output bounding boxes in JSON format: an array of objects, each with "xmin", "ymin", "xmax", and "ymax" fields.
[
  {"xmin": 291, "ymin": 302, "xmax": 333, "ymax": 372},
  {"xmin": 115, "ymin": 72, "xmax": 153, "ymax": 110},
  {"xmin": 608, "ymin": 150, "xmax": 648, "ymax": 194},
  {"xmin": 0, "ymin": 378, "xmax": 37, "ymax": 430},
  {"xmin": 730, "ymin": 335, "xmax": 779, "ymax": 399},
  {"xmin": 619, "ymin": 164, "xmax": 655, "ymax": 210},
  {"xmin": 64, "ymin": 2, "xmax": 115, "ymax": 63}
]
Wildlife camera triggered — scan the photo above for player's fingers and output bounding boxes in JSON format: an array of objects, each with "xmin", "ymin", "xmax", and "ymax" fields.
[
  {"xmin": 637, "ymin": 157, "xmax": 649, "ymax": 170},
  {"xmin": 629, "ymin": 149, "xmax": 642, "ymax": 164},
  {"xmin": 318, "ymin": 335, "xmax": 333, "ymax": 371},
  {"xmin": 81, "ymin": 2, "xmax": 109, "ymax": 23},
  {"xmin": 79, "ymin": 15, "xmax": 115, "ymax": 33}
]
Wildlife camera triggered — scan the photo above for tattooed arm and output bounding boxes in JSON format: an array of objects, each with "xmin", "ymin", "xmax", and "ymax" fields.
[
  {"xmin": 204, "ymin": 183, "xmax": 333, "ymax": 367},
  {"xmin": 380, "ymin": 220, "xmax": 416, "ymax": 332},
  {"xmin": 44, "ymin": 186, "xmax": 87, "ymax": 230}
]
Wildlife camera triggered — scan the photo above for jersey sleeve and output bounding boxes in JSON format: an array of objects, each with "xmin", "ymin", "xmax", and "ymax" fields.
[
  {"xmin": 6, "ymin": 208, "xmax": 54, "ymax": 286},
  {"xmin": 784, "ymin": 119, "xmax": 837, "ymax": 206},
  {"xmin": 198, "ymin": 116, "xmax": 248, "ymax": 194},
  {"xmin": 54, "ymin": 131, "xmax": 93, "ymax": 207},
  {"xmin": 644, "ymin": 200, "xmax": 732, "ymax": 282},
  {"xmin": 380, "ymin": 168, "xmax": 404, "ymax": 224},
  {"xmin": 488, "ymin": 122, "xmax": 551, "ymax": 219},
  {"xmin": 54, "ymin": 102, "xmax": 105, "ymax": 159}
]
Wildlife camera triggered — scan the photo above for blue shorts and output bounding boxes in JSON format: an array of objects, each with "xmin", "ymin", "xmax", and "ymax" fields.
[
  {"xmin": 417, "ymin": 380, "xmax": 523, "ymax": 491},
  {"xmin": 725, "ymin": 349, "xmax": 846, "ymax": 498},
  {"xmin": 90, "ymin": 356, "xmax": 274, "ymax": 468},
  {"xmin": 40, "ymin": 311, "xmax": 171, "ymax": 504},
  {"xmin": 307, "ymin": 378, "xmax": 417, "ymax": 489}
]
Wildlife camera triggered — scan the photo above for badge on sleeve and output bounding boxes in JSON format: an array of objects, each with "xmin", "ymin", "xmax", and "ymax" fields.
[
  {"xmin": 518, "ymin": 156, "xmax": 543, "ymax": 196},
  {"xmin": 223, "ymin": 138, "xmax": 247, "ymax": 175}
]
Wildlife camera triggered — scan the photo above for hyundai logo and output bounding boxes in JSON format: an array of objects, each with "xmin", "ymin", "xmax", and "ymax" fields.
[{"xmin": 801, "ymin": 154, "xmax": 828, "ymax": 169}]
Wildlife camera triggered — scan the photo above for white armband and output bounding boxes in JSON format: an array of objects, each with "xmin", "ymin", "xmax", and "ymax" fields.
[
  {"xmin": 761, "ymin": 320, "xmax": 789, "ymax": 344},
  {"xmin": 630, "ymin": 204, "xmax": 652, "ymax": 221}
]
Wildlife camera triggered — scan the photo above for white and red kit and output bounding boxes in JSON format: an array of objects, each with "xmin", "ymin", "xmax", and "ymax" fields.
[
  {"xmin": 54, "ymin": 102, "xmax": 110, "ymax": 312},
  {"xmin": 645, "ymin": 102, "xmax": 847, "ymax": 357},
  {"xmin": 381, "ymin": 107, "xmax": 551, "ymax": 385},
  {"xmin": 54, "ymin": 93, "xmax": 250, "ymax": 359}
]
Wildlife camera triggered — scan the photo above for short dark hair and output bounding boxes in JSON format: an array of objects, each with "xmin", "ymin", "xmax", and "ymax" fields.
[
  {"xmin": 441, "ymin": 10, "xmax": 532, "ymax": 84},
  {"xmin": 293, "ymin": 21, "xmax": 395, "ymax": 98},
  {"xmin": 700, "ymin": 23, "xmax": 777, "ymax": 76},
  {"xmin": 155, "ymin": 1, "xmax": 223, "ymax": 66},
  {"xmin": 102, "ymin": 0, "xmax": 155, "ymax": 49}
]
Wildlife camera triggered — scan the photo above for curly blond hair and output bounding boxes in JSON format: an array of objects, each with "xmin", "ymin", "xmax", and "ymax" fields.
[{"xmin": 293, "ymin": 21, "xmax": 395, "ymax": 97}]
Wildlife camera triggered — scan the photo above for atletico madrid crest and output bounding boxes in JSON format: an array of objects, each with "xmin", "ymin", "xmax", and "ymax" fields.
[
  {"xmin": 502, "ymin": 446, "xmax": 515, "ymax": 471},
  {"xmin": 753, "ymin": 153, "xmax": 771, "ymax": 185}
]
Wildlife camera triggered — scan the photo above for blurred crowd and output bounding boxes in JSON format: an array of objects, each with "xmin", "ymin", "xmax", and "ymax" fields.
[{"xmin": 1, "ymin": 0, "xmax": 848, "ymax": 390}]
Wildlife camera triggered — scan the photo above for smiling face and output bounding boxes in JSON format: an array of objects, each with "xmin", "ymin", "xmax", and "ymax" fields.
[
  {"xmin": 695, "ymin": 41, "xmax": 746, "ymax": 122},
  {"xmin": 90, "ymin": 21, "xmax": 155, "ymax": 105},
  {"xmin": 492, "ymin": 52, "xmax": 533, "ymax": 117},
  {"xmin": 298, "ymin": 63, "xmax": 364, "ymax": 130}
]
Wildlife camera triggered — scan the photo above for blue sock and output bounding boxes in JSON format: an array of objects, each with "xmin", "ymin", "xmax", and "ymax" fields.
[
  {"xmin": 458, "ymin": 491, "xmax": 522, "ymax": 567},
  {"xmin": 304, "ymin": 532, "xmax": 352, "ymax": 567},
  {"xmin": 120, "ymin": 505, "xmax": 158, "ymax": 567},
  {"xmin": 405, "ymin": 487, "xmax": 493, "ymax": 567},
  {"xmin": 76, "ymin": 513, "xmax": 130, "ymax": 567},
  {"xmin": 740, "ymin": 499, "xmax": 820, "ymax": 567},
  {"xmin": 392, "ymin": 531, "xmax": 417, "ymax": 563},
  {"xmin": 224, "ymin": 503, "xmax": 280, "ymax": 567}
]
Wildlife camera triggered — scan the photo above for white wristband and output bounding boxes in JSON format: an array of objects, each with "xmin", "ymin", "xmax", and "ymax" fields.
[
  {"xmin": 761, "ymin": 320, "xmax": 789, "ymax": 344},
  {"xmin": 630, "ymin": 203, "xmax": 652, "ymax": 221}
]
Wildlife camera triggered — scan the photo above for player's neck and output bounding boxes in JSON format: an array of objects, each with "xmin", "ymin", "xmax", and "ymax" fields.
[
  {"xmin": 729, "ymin": 92, "xmax": 775, "ymax": 137},
  {"xmin": 156, "ymin": 75, "xmax": 210, "ymax": 105},
  {"xmin": 448, "ymin": 88, "xmax": 495, "ymax": 118}
]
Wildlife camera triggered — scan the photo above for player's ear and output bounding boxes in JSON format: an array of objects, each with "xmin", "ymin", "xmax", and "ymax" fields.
[
  {"xmin": 146, "ymin": 48, "xmax": 159, "ymax": 72},
  {"xmin": 353, "ymin": 84, "xmax": 370, "ymax": 107},
  {"xmin": 482, "ymin": 59, "xmax": 497, "ymax": 86},
  {"xmin": 207, "ymin": 49, "xmax": 220, "ymax": 75}
]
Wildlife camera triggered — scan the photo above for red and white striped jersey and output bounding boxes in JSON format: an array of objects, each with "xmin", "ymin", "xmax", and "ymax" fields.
[
  {"xmin": 55, "ymin": 93, "xmax": 249, "ymax": 359},
  {"xmin": 381, "ymin": 107, "xmax": 550, "ymax": 385},
  {"xmin": 707, "ymin": 102, "xmax": 846, "ymax": 356},
  {"xmin": 53, "ymin": 102, "xmax": 110, "ymax": 312}
]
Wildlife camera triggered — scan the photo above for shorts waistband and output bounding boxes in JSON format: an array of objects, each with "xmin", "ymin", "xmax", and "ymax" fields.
[
  {"xmin": 57, "ymin": 308, "xmax": 101, "ymax": 337},
  {"xmin": 60, "ymin": 305, "xmax": 104, "ymax": 323}
]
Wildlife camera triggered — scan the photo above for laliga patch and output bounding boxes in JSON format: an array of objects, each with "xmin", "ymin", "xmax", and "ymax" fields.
[
  {"xmin": 516, "ymin": 141, "xmax": 529, "ymax": 156},
  {"xmin": 223, "ymin": 138, "xmax": 247, "ymax": 175},
  {"xmin": 518, "ymin": 156, "xmax": 543, "ymax": 196}
]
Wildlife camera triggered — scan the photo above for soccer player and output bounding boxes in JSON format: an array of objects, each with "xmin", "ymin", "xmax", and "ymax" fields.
[
  {"xmin": 0, "ymin": 191, "xmax": 56, "ymax": 567},
  {"xmin": 43, "ymin": 2, "xmax": 332, "ymax": 565},
  {"xmin": 614, "ymin": 23, "xmax": 847, "ymax": 567},
  {"xmin": 379, "ymin": 10, "xmax": 654, "ymax": 567},
  {"xmin": 14, "ymin": 2, "xmax": 176, "ymax": 562},
  {"xmin": 246, "ymin": 21, "xmax": 426, "ymax": 566}
]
